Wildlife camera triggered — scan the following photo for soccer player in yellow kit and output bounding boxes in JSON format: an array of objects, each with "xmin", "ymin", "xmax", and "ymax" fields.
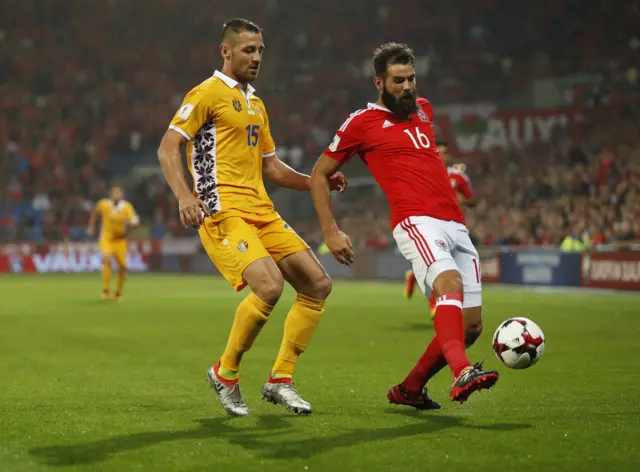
[
  {"xmin": 157, "ymin": 18, "xmax": 347, "ymax": 417},
  {"xmin": 87, "ymin": 186, "xmax": 140, "ymax": 301}
]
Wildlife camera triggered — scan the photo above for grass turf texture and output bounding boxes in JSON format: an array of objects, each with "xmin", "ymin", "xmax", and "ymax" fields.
[{"xmin": 1, "ymin": 274, "xmax": 639, "ymax": 472}]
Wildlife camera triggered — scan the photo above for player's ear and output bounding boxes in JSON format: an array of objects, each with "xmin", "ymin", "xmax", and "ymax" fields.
[
  {"xmin": 374, "ymin": 76, "xmax": 384, "ymax": 93},
  {"xmin": 220, "ymin": 43, "xmax": 231, "ymax": 61}
]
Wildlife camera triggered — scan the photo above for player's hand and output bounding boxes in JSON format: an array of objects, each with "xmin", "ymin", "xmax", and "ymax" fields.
[
  {"xmin": 87, "ymin": 227, "xmax": 94, "ymax": 237},
  {"xmin": 452, "ymin": 163, "xmax": 467, "ymax": 172},
  {"xmin": 329, "ymin": 172, "xmax": 348, "ymax": 194},
  {"xmin": 325, "ymin": 229, "xmax": 354, "ymax": 265},
  {"xmin": 178, "ymin": 194, "xmax": 210, "ymax": 229}
]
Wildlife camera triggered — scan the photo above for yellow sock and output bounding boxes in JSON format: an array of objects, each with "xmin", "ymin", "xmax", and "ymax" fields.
[
  {"xmin": 271, "ymin": 294, "xmax": 325, "ymax": 377},
  {"xmin": 115, "ymin": 269, "xmax": 126, "ymax": 295},
  {"xmin": 220, "ymin": 292, "xmax": 274, "ymax": 372},
  {"xmin": 217, "ymin": 364, "xmax": 239, "ymax": 381},
  {"xmin": 102, "ymin": 261, "xmax": 112, "ymax": 292}
]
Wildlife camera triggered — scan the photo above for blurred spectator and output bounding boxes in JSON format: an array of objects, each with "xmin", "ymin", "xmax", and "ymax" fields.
[{"xmin": 1, "ymin": 0, "xmax": 639, "ymax": 246}]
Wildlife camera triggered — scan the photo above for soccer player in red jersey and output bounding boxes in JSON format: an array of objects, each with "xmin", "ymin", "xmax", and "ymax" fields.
[
  {"xmin": 310, "ymin": 42, "xmax": 498, "ymax": 406},
  {"xmin": 405, "ymin": 141, "xmax": 478, "ymax": 314}
]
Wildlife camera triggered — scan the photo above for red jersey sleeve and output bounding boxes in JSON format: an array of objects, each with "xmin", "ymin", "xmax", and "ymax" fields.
[
  {"xmin": 323, "ymin": 111, "xmax": 365, "ymax": 163},
  {"xmin": 450, "ymin": 172, "xmax": 474, "ymax": 198}
]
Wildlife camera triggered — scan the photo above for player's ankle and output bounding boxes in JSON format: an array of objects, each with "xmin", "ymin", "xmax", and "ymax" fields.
[
  {"xmin": 215, "ymin": 360, "xmax": 239, "ymax": 383},
  {"xmin": 400, "ymin": 379, "xmax": 421, "ymax": 395},
  {"xmin": 454, "ymin": 364, "xmax": 473, "ymax": 378},
  {"xmin": 268, "ymin": 372, "xmax": 292, "ymax": 384}
]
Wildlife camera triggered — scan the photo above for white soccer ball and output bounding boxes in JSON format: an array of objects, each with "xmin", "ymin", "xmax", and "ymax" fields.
[{"xmin": 492, "ymin": 318, "xmax": 545, "ymax": 369}]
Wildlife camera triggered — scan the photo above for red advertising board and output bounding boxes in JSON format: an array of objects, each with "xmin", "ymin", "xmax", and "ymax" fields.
[
  {"xmin": 581, "ymin": 252, "xmax": 640, "ymax": 291},
  {"xmin": 0, "ymin": 239, "xmax": 201, "ymax": 273},
  {"xmin": 0, "ymin": 240, "xmax": 160, "ymax": 256},
  {"xmin": 0, "ymin": 249, "xmax": 149, "ymax": 273}
]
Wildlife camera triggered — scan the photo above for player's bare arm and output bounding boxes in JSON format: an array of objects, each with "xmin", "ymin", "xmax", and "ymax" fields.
[
  {"xmin": 263, "ymin": 155, "xmax": 347, "ymax": 193},
  {"xmin": 310, "ymin": 154, "xmax": 354, "ymax": 265},
  {"xmin": 87, "ymin": 206, "xmax": 99, "ymax": 237},
  {"xmin": 157, "ymin": 128, "xmax": 210, "ymax": 229}
]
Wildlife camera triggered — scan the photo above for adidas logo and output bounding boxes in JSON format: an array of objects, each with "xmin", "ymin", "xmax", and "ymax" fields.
[{"xmin": 382, "ymin": 120, "xmax": 394, "ymax": 128}]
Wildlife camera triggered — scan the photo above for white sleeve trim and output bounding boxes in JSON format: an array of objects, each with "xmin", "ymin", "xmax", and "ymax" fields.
[
  {"xmin": 169, "ymin": 125, "xmax": 191, "ymax": 141},
  {"xmin": 262, "ymin": 151, "xmax": 276, "ymax": 158}
]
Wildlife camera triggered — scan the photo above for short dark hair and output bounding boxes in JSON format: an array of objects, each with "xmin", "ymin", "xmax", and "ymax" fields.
[
  {"xmin": 372, "ymin": 42, "xmax": 415, "ymax": 77},
  {"xmin": 221, "ymin": 18, "xmax": 262, "ymax": 42}
]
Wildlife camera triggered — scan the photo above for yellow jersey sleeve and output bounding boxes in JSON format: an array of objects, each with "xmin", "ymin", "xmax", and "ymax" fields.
[
  {"xmin": 255, "ymin": 100, "xmax": 276, "ymax": 158},
  {"xmin": 96, "ymin": 199, "xmax": 107, "ymax": 215},
  {"xmin": 169, "ymin": 84, "xmax": 217, "ymax": 141}
]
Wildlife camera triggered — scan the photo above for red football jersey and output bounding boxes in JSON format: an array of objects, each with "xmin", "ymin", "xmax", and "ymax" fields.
[
  {"xmin": 324, "ymin": 98, "xmax": 465, "ymax": 229},
  {"xmin": 448, "ymin": 167, "xmax": 474, "ymax": 199}
]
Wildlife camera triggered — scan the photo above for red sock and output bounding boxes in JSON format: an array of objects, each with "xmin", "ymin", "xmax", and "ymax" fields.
[
  {"xmin": 402, "ymin": 336, "xmax": 448, "ymax": 393},
  {"xmin": 213, "ymin": 361, "xmax": 238, "ymax": 388},
  {"xmin": 428, "ymin": 292, "xmax": 437, "ymax": 312},
  {"xmin": 268, "ymin": 376, "xmax": 293, "ymax": 385},
  {"xmin": 433, "ymin": 292, "xmax": 470, "ymax": 378}
]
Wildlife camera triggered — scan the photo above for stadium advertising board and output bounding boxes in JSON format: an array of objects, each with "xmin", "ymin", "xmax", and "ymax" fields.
[
  {"xmin": 499, "ymin": 250, "xmax": 581, "ymax": 287},
  {"xmin": 479, "ymin": 248, "xmax": 500, "ymax": 283},
  {"xmin": 0, "ymin": 252, "xmax": 149, "ymax": 274},
  {"xmin": 582, "ymin": 252, "xmax": 640, "ymax": 291},
  {"xmin": 0, "ymin": 241, "xmax": 153, "ymax": 273},
  {"xmin": 3, "ymin": 242, "xmax": 639, "ymax": 293}
]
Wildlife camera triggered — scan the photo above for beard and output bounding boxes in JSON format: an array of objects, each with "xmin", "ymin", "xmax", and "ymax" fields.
[{"xmin": 381, "ymin": 86, "xmax": 418, "ymax": 119}]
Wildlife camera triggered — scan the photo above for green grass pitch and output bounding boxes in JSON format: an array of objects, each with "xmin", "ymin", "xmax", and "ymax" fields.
[{"xmin": 1, "ymin": 274, "xmax": 639, "ymax": 471}]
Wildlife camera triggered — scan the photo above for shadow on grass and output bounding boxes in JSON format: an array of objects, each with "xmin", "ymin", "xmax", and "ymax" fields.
[
  {"xmin": 391, "ymin": 322, "xmax": 434, "ymax": 332},
  {"xmin": 30, "ymin": 411, "xmax": 532, "ymax": 466},
  {"xmin": 74, "ymin": 299, "xmax": 115, "ymax": 307}
]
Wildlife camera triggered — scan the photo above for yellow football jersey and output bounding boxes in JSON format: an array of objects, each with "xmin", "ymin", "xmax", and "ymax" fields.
[
  {"xmin": 169, "ymin": 70, "xmax": 277, "ymax": 217},
  {"xmin": 96, "ymin": 199, "xmax": 139, "ymax": 240}
]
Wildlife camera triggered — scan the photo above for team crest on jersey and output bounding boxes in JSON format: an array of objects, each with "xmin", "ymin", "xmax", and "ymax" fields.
[
  {"xmin": 435, "ymin": 239, "xmax": 448, "ymax": 251},
  {"xmin": 232, "ymin": 98, "xmax": 242, "ymax": 112},
  {"xmin": 417, "ymin": 109, "xmax": 429, "ymax": 122},
  {"xmin": 237, "ymin": 240, "xmax": 249, "ymax": 252}
]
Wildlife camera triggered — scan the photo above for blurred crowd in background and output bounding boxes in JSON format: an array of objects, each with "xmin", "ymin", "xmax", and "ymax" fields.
[{"xmin": 1, "ymin": 0, "xmax": 639, "ymax": 250}]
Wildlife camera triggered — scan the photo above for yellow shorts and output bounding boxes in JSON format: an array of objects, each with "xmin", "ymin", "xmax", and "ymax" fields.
[
  {"xmin": 199, "ymin": 210, "xmax": 309, "ymax": 291},
  {"xmin": 99, "ymin": 238, "xmax": 128, "ymax": 267}
]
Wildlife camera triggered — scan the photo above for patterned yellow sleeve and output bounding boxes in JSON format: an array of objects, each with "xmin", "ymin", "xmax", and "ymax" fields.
[
  {"xmin": 257, "ymin": 100, "xmax": 276, "ymax": 158},
  {"xmin": 126, "ymin": 203, "xmax": 140, "ymax": 224},
  {"xmin": 169, "ymin": 85, "xmax": 217, "ymax": 141}
]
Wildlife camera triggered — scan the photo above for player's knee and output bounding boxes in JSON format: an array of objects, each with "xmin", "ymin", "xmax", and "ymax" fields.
[
  {"xmin": 433, "ymin": 269, "xmax": 463, "ymax": 296},
  {"xmin": 254, "ymin": 276, "xmax": 284, "ymax": 306},
  {"xmin": 465, "ymin": 322, "xmax": 483, "ymax": 348},
  {"xmin": 308, "ymin": 274, "xmax": 332, "ymax": 300}
]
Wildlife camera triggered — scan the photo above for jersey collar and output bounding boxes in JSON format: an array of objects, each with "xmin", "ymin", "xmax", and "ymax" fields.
[
  {"xmin": 367, "ymin": 102, "xmax": 392, "ymax": 113},
  {"xmin": 110, "ymin": 200, "xmax": 125, "ymax": 211},
  {"xmin": 214, "ymin": 70, "xmax": 256, "ymax": 96}
]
